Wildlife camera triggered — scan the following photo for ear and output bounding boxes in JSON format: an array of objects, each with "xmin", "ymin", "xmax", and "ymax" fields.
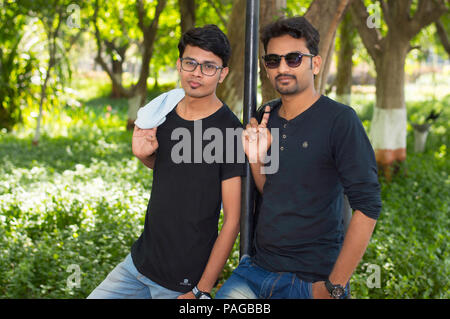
[
  {"xmin": 312, "ymin": 55, "xmax": 322, "ymax": 75},
  {"xmin": 218, "ymin": 66, "xmax": 229, "ymax": 84},
  {"xmin": 176, "ymin": 58, "xmax": 181, "ymax": 73}
]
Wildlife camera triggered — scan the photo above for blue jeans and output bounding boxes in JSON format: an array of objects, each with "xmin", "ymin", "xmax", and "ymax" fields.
[
  {"xmin": 87, "ymin": 253, "xmax": 183, "ymax": 299},
  {"xmin": 216, "ymin": 255, "xmax": 313, "ymax": 299}
]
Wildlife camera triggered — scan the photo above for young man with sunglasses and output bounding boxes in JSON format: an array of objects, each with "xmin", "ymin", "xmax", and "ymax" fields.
[
  {"xmin": 216, "ymin": 16, "xmax": 381, "ymax": 299},
  {"xmin": 88, "ymin": 25, "xmax": 245, "ymax": 299}
]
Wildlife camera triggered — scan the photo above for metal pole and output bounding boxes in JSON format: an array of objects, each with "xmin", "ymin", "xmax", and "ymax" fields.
[{"xmin": 240, "ymin": 0, "xmax": 259, "ymax": 259}]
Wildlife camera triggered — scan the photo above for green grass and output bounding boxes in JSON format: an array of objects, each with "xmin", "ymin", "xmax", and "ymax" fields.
[{"xmin": 0, "ymin": 73, "xmax": 449, "ymax": 298}]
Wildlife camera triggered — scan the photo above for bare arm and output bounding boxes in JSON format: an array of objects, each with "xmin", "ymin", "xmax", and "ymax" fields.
[
  {"xmin": 249, "ymin": 161, "xmax": 266, "ymax": 193},
  {"xmin": 312, "ymin": 210, "xmax": 377, "ymax": 298},
  {"xmin": 178, "ymin": 176, "xmax": 241, "ymax": 298}
]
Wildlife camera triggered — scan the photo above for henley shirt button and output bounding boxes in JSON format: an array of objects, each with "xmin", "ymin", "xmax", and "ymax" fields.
[
  {"xmin": 283, "ymin": 124, "xmax": 287, "ymax": 128},
  {"xmin": 282, "ymin": 134, "xmax": 287, "ymax": 139},
  {"xmin": 280, "ymin": 146, "xmax": 284, "ymax": 151}
]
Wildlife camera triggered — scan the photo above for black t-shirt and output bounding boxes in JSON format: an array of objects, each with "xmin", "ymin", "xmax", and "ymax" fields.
[
  {"xmin": 131, "ymin": 103, "xmax": 245, "ymax": 293},
  {"xmin": 253, "ymin": 96, "xmax": 381, "ymax": 282}
]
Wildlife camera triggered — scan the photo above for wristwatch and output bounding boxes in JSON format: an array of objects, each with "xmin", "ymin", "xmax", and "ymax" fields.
[
  {"xmin": 192, "ymin": 285, "xmax": 212, "ymax": 299},
  {"xmin": 324, "ymin": 279, "xmax": 345, "ymax": 299}
]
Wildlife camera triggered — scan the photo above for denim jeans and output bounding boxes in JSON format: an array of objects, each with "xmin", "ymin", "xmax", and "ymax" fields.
[
  {"xmin": 87, "ymin": 253, "xmax": 183, "ymax": 299},
  {"xmin": 216, "ymin": 255, "xmax": 313, "ymax": 299}
]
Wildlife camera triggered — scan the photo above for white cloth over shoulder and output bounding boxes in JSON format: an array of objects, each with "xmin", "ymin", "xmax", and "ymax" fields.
[{"xmin": 134, "ymin": 88, "xmax": 185, "ymax": 129}]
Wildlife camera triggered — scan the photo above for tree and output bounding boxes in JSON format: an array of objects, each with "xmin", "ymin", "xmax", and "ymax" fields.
[
  {"xmin": 435, "ymin": 15, "xmax": 450, "ymax": 57},
  {"xmin": 335, "ymin": 9, "xmax": 357, "ymax": 105},
  {"xmin": 178, "ymin": 0, "xmax": 196, "ymax": 34},
  {"xmin": 93, "ymin": 0, "xmax": 167, "ymax": 130},
  {"xmin": 216, "ymin": 0, "xmax": 246, "ymax": 113},
  {"xmin": 259, "ymin": 0, "xmax": 286, "ymax": 104},
  {"xmin": 350, "ymin": 0, "xmax": 449, "ymax": 180},
  {"xmin": 94, "ymin": 1, "xmax": 133, "ymax": 98},
  {"xmin": 19, "ymin": 0, "xmax": 84, "ymax": 145},
  {"xmin": 0, "ymin": 1, "xmax": 38, "ymax": 132},
  {"xmin": 304, "ymin": 0, "xmax": 351, "ymax": 94},
  {"xmin": 30, "ymin": 1, "xmax": 65, "ymax": 145}
]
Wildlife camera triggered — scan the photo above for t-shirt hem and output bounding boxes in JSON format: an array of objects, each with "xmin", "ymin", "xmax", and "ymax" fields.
[{"xmin": 130, "ymin": 252, "xmax": 192, "ymax": 294}]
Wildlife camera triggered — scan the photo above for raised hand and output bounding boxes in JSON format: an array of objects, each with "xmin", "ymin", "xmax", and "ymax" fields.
[
  {"xmin": 242, "ymin": 105, "xmax": 272, "ymax": 164},
  {"xmin": 132, "ymin": 126, "xmax": 159, "ymax": 159}
]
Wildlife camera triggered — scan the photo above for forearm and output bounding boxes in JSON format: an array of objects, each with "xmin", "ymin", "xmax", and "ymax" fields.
[
  {"xmin": 137, "ymin": 153, "xmax": 156, "ymax": 169},
  {"xmin": 196, "ymin": 219, "xmax": 240, "ymax": 293},
  {"xmin": 328, "ymin": 210, "xmax": 377, "ymax": 286},
  {"xmin": 249, "ymin": 161, "xmax": 266, "ymax": 193}
]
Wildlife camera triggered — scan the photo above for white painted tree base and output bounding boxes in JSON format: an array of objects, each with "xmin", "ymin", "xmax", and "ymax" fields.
[{"xmin": 370, "ymin": 106, "xmax": 407, "ymax": 150}]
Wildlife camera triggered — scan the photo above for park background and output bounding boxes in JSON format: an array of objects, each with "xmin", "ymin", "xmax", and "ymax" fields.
[{"xmin": 0, "ymin": 0, "xmax": 449, "ymax": 298}]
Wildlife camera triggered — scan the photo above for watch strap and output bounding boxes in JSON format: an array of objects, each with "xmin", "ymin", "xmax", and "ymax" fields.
[
  {"xmin": 325, "ymin": 279, "xmax": 345, "ymax": 299},
  {"xmin": 192, "ymin": 286, "xmax": 212, "ymax": 299}
]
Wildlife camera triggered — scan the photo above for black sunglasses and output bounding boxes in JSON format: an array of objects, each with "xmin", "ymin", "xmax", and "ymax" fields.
[{"xmin": 262, "ymin": 52, "xmax": 315, "ymax": 69}]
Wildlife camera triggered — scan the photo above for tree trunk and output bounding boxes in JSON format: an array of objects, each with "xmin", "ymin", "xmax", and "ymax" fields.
[
  {"xmin": 33, "ymin": 73, "xmax": 50, "ymax": 146},
  {"xmin": 127, "ymin": 89, "xmax": 146, "ymax": 130},
  {"xmin": 33, "ymin": 9, "xmax": 63, "ymax": 146},
  {"xmin": 178, "ymin": 0, "xmax": 196, "ymax": 34},
  {"xmin": 110, "ymin": 58, "xmax": 124, "ymax": 98},
  {"xmin": 305, "ymin": 0, "xmax": 350, "ymax": 94},
  {"xmin": 370, "ymin": 34, "xmax": 409, "ymax": 180},
  {"xmin": 335, "ymin": 10, "xmax": 355, "ymax": 105},
  {"xmin": 319, "ymin": 32, "xmax": 336, "ymax": 94},
  {"xmin": 126, "ymin": 0, "xmax": 167, "ymax": 130},
  {"xmin": 259, "ymin": 0, "xmax": 285, "ymax": 104},
  {"xmin": 435, "ymin": 19, "xmax": 450, "ymax": 57},
  {"xmin": 216, "ymin": 0, "xmax": 246, "ymax": 114}
]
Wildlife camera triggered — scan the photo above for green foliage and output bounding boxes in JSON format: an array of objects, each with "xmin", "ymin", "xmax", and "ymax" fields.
[
  {"xmin": 0, "ymin": 83, "xmax": 150, "ymax": 297},
  {"xmin": 350, "ymin": 95, "xmax": 450, "ymax": 299},
  {"xmin": 351, "ymin": 152, "xmax": 449, "ymax": 298},
  {"xmin": 285, "ymin": 0, "xmax": 312, "ymax": 16},
  {"xmin": 0, "ymin": 2, "xmax": 38, "ymax": 131}
]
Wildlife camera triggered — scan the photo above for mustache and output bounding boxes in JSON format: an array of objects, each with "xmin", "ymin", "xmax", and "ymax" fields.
[{"xmin": 275, "ymin": 74, "xmax": 296, "ymax": 80}]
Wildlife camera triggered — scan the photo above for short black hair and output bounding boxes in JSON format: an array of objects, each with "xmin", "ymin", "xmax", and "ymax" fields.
[
  {"xmin": 260, "ymin": 16, "xmax": 320, "ymax": 56},
  {"xmin": 178, "ymin": 24, "xmax": 231, "ymax": 67}
]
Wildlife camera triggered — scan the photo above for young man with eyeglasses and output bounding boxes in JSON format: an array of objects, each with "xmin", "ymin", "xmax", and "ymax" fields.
[
  {"xmin": 88, "ymin": 25, "xmax": 245, "ymax": 299},
  {"xmin": 216, "ymin": 16, "xmax": 381, "ymax": 299}
]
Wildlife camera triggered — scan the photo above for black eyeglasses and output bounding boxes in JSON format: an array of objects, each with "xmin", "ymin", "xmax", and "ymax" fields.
[
  {"xmin": 262, "ymin": 52, "xmax": 315, "ymax": 69},
  {"xmin": 180, "ymin": 58, "xmax": 224, "ymax": 76}
]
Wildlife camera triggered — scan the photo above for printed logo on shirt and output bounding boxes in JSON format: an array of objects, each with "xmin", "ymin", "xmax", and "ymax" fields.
[{"xmin": 179, "ymin": 278, "xmax": 192, "ymax": 286}]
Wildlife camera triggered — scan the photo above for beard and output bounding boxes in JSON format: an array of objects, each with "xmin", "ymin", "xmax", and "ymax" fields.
[
  {"xmin": 274, "ymin": 74, "xmax": 302, "ymax": 95},
  {"xmin": 275, "ymin": 82, "xmax": 301, "ymax": 95},
  {"xmin": 274, "ymin": 74, "xmax": 306, "ymax": 95}
]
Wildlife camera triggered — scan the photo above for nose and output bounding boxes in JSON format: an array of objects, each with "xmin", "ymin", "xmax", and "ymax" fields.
[
  {"xmin": 277, "ymin": 57, "xmax": 291, "ymax": 73},
  {"xmin": 192, "ymin": 64, "xmax": 203, "ymax": 77}
]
